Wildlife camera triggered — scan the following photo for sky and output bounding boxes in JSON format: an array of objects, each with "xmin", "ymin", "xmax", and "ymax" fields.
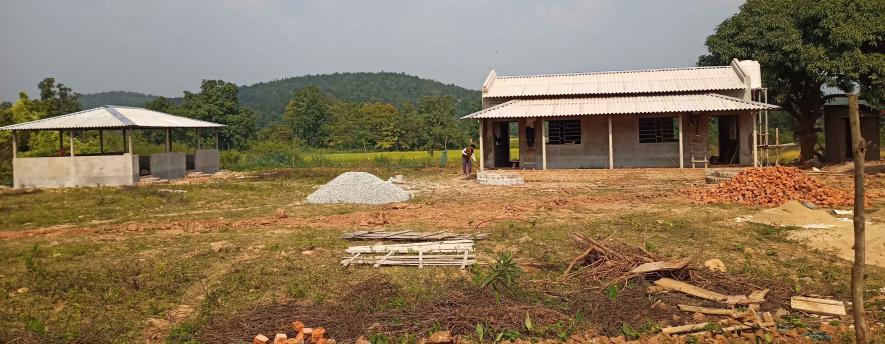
[{"xmin": 0, "ymin": 0, "xmax": 744, "ymax": 100}]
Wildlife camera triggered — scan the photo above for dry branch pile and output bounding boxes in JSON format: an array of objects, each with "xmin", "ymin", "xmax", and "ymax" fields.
[
  {"xmin": 562, "ymin": 235, "xmax": 686, "ymax": 284},
  {"xmin": 688, "ymin": 167, "xmax": 855, "ymax": 207}
]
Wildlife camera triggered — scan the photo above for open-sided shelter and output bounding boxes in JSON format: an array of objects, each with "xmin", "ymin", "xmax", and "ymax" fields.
[
  {"xmin": 1, "ymin": 105, "xmax": 225, "ymax": 188},
  {"xmin": 462, "ymin": 59, "xmax": 779, "ymax": 170}
]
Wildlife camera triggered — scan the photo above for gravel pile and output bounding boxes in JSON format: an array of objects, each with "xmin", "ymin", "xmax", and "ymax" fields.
[{"xmin": 306, "ymin": 172, "xmax": 412, "ymax": 205}]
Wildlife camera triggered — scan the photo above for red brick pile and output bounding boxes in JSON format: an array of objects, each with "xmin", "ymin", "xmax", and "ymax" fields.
[{"xmin": 689, "ymin": 167, "xmax": 855, "ymax": 207}]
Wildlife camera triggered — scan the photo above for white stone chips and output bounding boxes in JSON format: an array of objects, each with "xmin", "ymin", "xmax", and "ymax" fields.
[{"xmin": 306, "ymin": 172, "xmax": 412, "ymax": 205}]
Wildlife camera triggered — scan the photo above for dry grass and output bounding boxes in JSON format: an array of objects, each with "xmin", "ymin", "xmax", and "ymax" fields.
[{"xmin": 1, "ymin": 167, "xmax": 884, "ymax": 343}]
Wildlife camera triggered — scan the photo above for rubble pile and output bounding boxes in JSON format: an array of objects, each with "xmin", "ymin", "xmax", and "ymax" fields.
[
  {"xmin": 253, "ymin": 321, "xmax": 333, "ymax": 344},
  {"xmin": 689, "ymin": 167, "xmax": 855, "ymax": 207},
  {"xmin": 306, "ymin": 172, "xmax": 412, "ymax": 205}
]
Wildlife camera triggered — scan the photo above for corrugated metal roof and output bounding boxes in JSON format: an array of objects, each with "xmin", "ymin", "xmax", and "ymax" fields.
[
  {"xmin": 0, "ymin": 106, "xmax": 226, "ymax": 130},
  {"xmin": 483, "ymin": 66, "xmax": 747, "ymax": 98},
  {"xmin": 462, "ymin": 93, "xmax": 779, "ymax": 119}
]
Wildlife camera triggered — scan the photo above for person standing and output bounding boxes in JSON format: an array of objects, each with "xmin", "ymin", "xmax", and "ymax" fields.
[{"xmin": 461, "ymin": 143, "xmax": 477, "ymax": 175}]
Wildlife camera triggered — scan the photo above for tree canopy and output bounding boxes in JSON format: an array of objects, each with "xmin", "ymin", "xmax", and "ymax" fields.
[{"xmin": 699, "ymin": 0, "xmax": 885, "ymax": 161}]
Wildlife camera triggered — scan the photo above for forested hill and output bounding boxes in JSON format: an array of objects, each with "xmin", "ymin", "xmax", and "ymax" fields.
[
  {"xmin": 78, "ymin": 91, "xmax": 165, "ymax": 109},
  {"xmin": 78, "ymin": 72, "xmax": 481, "ymax": 128},
  {"xmin": 238, "ymin": 72, "xmax": 480, "ymax": 127}
]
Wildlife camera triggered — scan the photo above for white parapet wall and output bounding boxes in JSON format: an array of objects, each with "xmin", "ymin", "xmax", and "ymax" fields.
[
  {"xmin": 476, "ymin": 171, "xmax": 525, "ymax": 185},
  {"xmin": 150, "ymin": 152, "xmax": 187, "ymax": 180},
  {"xmin": 13, "ymin": 154, "xmax": 139, "ymax": 188},
  {"xmin": 194, "ymin": 149, "xmax": 220, "ymax": 174}
]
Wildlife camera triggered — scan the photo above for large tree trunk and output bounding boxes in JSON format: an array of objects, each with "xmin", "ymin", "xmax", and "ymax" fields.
[
  {"xmin": 848, "ymin": 94, "xmax": 870, "ymax": 344},
  {"xmin": 795, "ymin": 114, "xmax": 818, "ymax": 162}
]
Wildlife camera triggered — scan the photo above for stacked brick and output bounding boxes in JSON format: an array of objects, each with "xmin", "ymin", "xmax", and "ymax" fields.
[{"xmin": 689, "ymin": 167, "xmax": 855, "ymax": 207}]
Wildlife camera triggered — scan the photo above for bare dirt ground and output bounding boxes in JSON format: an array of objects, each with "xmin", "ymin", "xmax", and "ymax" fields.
[{"xmin": 2, "ymin": 166, "xmax": 884, "ymax": 343}]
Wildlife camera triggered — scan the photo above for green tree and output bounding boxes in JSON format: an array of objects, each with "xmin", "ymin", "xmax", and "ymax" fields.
[
  {"xmin": 283, "ymin": 85, "xmax": 332, "ymax": 148},
  {"xmin": 179, "ymin": 80, "xmax": 256, "ymax": 149},
  {"xmin": 418, "ymin": 95, "xmax": 461, "ymax": 156},
  {"xmin": 143, "ymin": 96, "xmax": 175, "ymax": 113},
  {"xmin": 36, "ymin": 77, "xmax": 81, "ymax": 118},
  {"xmin": 699, "ymin": 0, "xmax": 884, "ymax": 161}
]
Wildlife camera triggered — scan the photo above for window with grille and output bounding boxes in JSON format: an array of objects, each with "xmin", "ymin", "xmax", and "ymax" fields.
[
  {"xmin": 548, "ymin": 120, "xmax": 581, "ymax": 145},
  {"xmin": 638, "ymin": 117, "xmax": 678, "ymax": 143}
]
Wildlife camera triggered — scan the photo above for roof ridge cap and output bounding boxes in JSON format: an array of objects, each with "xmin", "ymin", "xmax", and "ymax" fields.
[{"xmin": 496, "ymin": 66, "xmax": 731, "ymax": 79}]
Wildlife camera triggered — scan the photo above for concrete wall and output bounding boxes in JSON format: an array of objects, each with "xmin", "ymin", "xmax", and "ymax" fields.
[
  {"xmin": 824, "ymin": 107, "xmax": 881, "ymax": 162},
  {"xmin": 193, "ymin": 149, "xmax": 220, "ymax": 174},
  {"xmin": 478, "ymin": 111, "xmax": 756, "ymax": 169},
  {"xmin": 150, "ymin": 152, "xmax": 186, "ymax": 179},
  {"xmin": 13, "ymin": 154, "xmax": 139, "ymax": 188}
]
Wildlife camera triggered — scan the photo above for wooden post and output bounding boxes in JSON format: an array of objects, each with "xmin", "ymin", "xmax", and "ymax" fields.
[
  {"xmin": 195, "ymin": 128, "xmax": 201, "ymax": 150},
  {"xmin": 541, "ymin": 119, "xmax": 547, "ymax": 170},
  {"xmin": 59, "ymin": 130, "xmax": 64, "ymax": 156},
  {"xmin": 678, "ymin": 115, "xmax": 684, "ymax": 168},
  {"xmin": 99, "ymin": 130, "xmax": 104, "ymax": 154},
  {"xmin": 775, "ymin": 128, "xmax": 780, "ymax": 166},
  {"xmin": 215, "ymin": 130, "xmax": 220, "ymax": 150},
  {"xmin": 10, "ymin": 130, "xmax": 16, "ymax": 159},
  {"xmin": 608, "ymin": 115, "xmax": 614, "ymax": 169},
  {"xmin": 848, "ymin": 93, "xmax": 870, "ymax": 344},
  {"xmin": 165, "ymin": 128, "xmax": 172, "ymax": 152},
  {"xmin": 127, "ymin": 129, "xmax": 134, "ymax": 154},
  {"xmin": 478, "ymin": 120, "xmax": 484, "ymax": 171},
  {"xmin": 69, "ymin": 130, "xmax": 75, "ymax": 157}
]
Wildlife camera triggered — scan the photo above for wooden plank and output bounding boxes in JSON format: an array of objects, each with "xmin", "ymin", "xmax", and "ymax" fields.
[
  {"xmin": 376, "ymin": 230, "xmax": 413, "ymax": 239},
  {"xmin": 630, "ymin": 259, "xmax": 689, "ymax": 274},
  {"xmin": 374, "ymin": 251, "xmax": 394, "ymax": 268},
  {"xmin": 655, "ymin": 278, "xmax": 728, "ymax": 302},
  {"xmin": 677, "ymin": 304, "xmax": 741, "ymax": 316},
  {"xmin": 661, "ymin": 322, "xmax": 712, "ymax": 335},
  {"xmin": 790, "ymin": 296, "xmax": 846, "ymax": 316}
]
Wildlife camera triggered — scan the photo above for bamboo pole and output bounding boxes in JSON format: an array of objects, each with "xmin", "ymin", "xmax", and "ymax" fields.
[
  {"xmin": 165, "ymin": 128, "xmax": 172, "ymax": 152},
  {"xmin": 848, "ymin": 93, "xmax": 870, "ymax": 343}
]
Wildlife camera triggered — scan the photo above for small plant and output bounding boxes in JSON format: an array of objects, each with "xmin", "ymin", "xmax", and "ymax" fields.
[
  {"xmin": 621, "ymin": 323, "xmax": 641, "ymax": 340},
  {"xmin": 494, "ymin": 329, "xmax": 520, "ymax": 342},
  {"xmin": 524, "ymin": 313, "xmax": 534, "ymax": 333},
  {"xmin": 685, "ymin": 335, "xmax": 700, "ymax": 344},
  {"xmin": 604, "ymin": 284, "xmax": 619, "ymax": 301},
  {"xmin": 481, "ymin": 252, "xmax": 521, "ymax": 293},
  {"xmin": 644, "ymin": 241, "xmax": 657, "ymax": 252},
  {"xmin": 475, "ymin": 323, "xmax": 486, "ymax": 342},
  {"xmin": 369, "ymin": 333, "xmax": 390, "ymax": 344}
]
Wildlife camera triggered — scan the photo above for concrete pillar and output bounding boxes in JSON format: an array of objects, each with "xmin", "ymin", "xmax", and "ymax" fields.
[
  {"xmin": 11, "ymin": 130, "xmax": 16, "ymax": 158},
  {"xmin": 99, "ymin": 130, "xmax": 104, "ymax": 153},
  {"xmin": 165, "ymin": 128, "xmax": 172, "ymax": 152},
  {"xmin": 69, "ymin": 130, "xmax": 75, "ymax": 157},
  {"xmin": 541, "ymin": 119, "xmax": 547, "ymax": 170},
  {"xmin": 678, "ymin": 114, "xmax": 684, "ymax": 168},
  {"xmin": 215, "ymin": 130, "xmax": 220, "ymax": 150},
  {"xmin": 127, "ymin": 129, "xmax": 134, "ymax": 154},
  {"xmin": 752, "ymin": 111, "xmax": 758, "ymax": 167},
  {"xmin": 478, "ymin": 120, "xmax": 484, "ymax": 171},
  {"xmin": 59, "ymin": 130, "xmax": 64, "ymax": 156},
  {"xmin": 608, "ymin": 115, "xmax": 614, "ymax": 169}
]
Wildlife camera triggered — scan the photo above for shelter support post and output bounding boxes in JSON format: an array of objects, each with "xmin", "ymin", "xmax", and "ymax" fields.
[
  {"xmin": 69, "ymin": 130, "xmax": 74, "ymax": 157},
  {"xmin": 127, "ymin": 129, "xmax": 134, "ymax": 154},
  {"xmin": 541, "ymin": 119, "xmax": 547, "ymax": 170},
  {"xmin": 752, "ymin": 111, "xmax": 758, "ymax": 167},
  {"xmin": 195, "ymin": 129, "xmax": 200, "ymax": 150},
  {"xmin": 59, "ymin": 130, "xmax": 64, "ymax": 156},
  {"xmin": 215, "ymin": 130, "xmax": 220, "ymax": 150},
  {"xmin": 678, "ymin": 114, "xmax": 684, "ymax": 168},
  {"xmin": 608, "ymin": 115, "xmax": 614, "ymax": 169},
  {"xmin": 478, "ymin": 120, "xmax": 484, "ymax": 171},
  {"xmin": 99, "ymin": 130, "xmax": 104, "ymax": 153},
  {"xmin": 11, "ymin": 130, "xmax": 16, "ymax": 159},
  {"xmin": 165, "ymin": 128, "xmax": 172, "ymax": 152}
]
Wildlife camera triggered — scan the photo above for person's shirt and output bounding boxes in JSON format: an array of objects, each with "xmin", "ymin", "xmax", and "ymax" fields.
[{"xmin": 462, "ymin": 147, "xmax": 477, "ymax": 161}]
